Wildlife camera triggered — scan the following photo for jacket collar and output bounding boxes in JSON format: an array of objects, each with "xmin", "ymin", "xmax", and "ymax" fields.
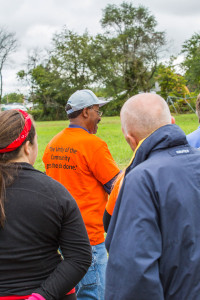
[{"xmin": 126, "ymin": 124, "xmax": 188, "ymax": 176}]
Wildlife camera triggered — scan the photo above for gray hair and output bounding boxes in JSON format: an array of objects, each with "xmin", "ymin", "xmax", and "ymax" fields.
[{"xmin": 121, "ymin": 93, "xmax": 171, "ymax": 140}]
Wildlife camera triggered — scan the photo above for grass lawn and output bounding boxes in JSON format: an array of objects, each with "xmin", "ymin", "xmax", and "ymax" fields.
[{"xmin": 34, "ymin": 113, "xmax": 199, "ymax": 172}]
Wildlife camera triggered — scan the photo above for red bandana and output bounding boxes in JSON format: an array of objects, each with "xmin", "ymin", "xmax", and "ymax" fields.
[{"xmin": 0, "ymin": 109, "xmax": 32, "ymax": 153}]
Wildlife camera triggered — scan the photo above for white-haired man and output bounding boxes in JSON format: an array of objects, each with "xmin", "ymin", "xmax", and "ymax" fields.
[{"xmin": 105, "ymin": 93, "xmax": 200, "ymax": 300}]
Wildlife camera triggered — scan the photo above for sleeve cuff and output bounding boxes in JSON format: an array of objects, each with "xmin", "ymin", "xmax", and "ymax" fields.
[{"xmin": 27, "ymin": 293, "xmax": 46, "ymax": 300}]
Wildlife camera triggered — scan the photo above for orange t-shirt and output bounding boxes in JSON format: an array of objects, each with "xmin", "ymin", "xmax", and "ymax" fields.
[
  {"xmin": 106, "ymin": 171, "xmax": 125, "ymax": 216},
  {"xmin": 42, "ymin": 127, "xmax": 120, "ymax": 245},
  {"xmin": 106, "ymin": 142, "xmax": 143, "ymax": 216}
]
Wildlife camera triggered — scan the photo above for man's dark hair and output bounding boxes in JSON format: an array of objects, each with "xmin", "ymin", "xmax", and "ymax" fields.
[
  {"xmin": 65, "ymin": 104, "xmax": 93, "ymax": 119},
  {"xmin": 65, "ymin": 104, "xmax": 83, "ymax": 119}
]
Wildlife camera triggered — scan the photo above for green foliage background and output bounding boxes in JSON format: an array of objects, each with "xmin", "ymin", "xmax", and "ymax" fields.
[
  {"xmin": 34, "ymin": 114, "xmax": 198, "ymax": 172},
  {"xmin": 2, "ymin": 4, "xmax": 200, "ymax": 119},
  {"xmin": 16, "ymin": 2, "xmax": 166, "ymax": 119}
]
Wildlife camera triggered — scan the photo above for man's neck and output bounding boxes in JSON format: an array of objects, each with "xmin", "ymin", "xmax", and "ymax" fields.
[
  {"xmin": 68, "ymin": 123, "xmax": 89, "ymax": 133},
  {"xmin": 69, "ymin": 116, "xmax": 90, "ymax": 133}
]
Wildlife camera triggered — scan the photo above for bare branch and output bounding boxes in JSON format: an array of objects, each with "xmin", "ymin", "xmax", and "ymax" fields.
[{"xmin": 0, "ymin": 27, "xmax": 17, "ymax": 103}]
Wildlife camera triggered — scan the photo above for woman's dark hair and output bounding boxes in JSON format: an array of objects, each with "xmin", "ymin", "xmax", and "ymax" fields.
[{"xmin": 0, "ymin": 110, "xmax": 36, "ymax": 227}]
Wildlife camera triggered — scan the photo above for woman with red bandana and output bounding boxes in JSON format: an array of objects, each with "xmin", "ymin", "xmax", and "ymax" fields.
[{"xmin": 0, "ymin": 110, "xmax": 92, "ymax": 300}]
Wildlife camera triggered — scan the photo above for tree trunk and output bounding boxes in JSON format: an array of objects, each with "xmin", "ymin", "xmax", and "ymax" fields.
[{"xmin": 0, "ymin": 70, "xmax": 2, "ymax": 107}]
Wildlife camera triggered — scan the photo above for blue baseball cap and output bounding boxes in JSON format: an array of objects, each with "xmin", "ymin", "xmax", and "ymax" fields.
[{"xmin": 66, "ymin": 89, "xmax": 110, "ymax": 115}]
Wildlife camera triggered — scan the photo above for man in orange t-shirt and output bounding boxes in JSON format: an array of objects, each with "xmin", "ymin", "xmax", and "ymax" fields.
[{"xmin": 42, "ymin": 89, "xmax": 120, "ymax": 300}]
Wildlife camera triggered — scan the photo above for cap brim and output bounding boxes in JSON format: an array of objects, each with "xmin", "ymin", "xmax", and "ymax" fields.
[{"xmin": 98, "ymin": 99, "xmax": 111, "ymax": 107}]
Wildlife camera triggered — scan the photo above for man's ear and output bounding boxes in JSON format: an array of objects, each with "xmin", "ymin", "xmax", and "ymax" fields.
[
  {"xmin": 125, "ymin": 133, "xmax": 137, "ymax": 152},
  {"xmin": 82, "ymin": 107, "xmax": 89, "ymax": 118},
  {"xmin": 171, "ymin": 116, "xmax": 175, "ymax": 124}
]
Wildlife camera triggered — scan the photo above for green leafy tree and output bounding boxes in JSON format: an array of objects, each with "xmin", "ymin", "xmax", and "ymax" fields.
[
  {"xmin": 16, "ymin": 3, "xmax": 167, "ymax": 118},
  {"xmin": 155, "ymin": 63, "xmax": 187, "ymax": 99},
  {"xmin": 51, "ymin": 28, "xmax": 94, "ymax": 91},
  {"xmin": 2, "ymin": 92, "xmax": 24, "ymax": 104},
  {"xmin": 99, "ymin": 2, "xmax": 166, "ymax": 96},
  {"xmin": 17, "ymin": 30, "xmax": 96, "ymax": 119},
  {"xmin": 90, "ymin": 34, "xmax": 124, "ymax": 96},
  {"xmin": 181, "ymin": 33, "xmax": 200, "ymax": 91},
  {"xmin": 29, "ymin": 64, "xmax": 67, "ymax": 119},
  {"xmin": 17, "ymin": 49, "xmax": 66, "ymax": 119}
]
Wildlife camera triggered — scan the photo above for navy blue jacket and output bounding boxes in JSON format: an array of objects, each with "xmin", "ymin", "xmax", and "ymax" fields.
[{"xmin": 105, "ymin": 124, "xmax": 200, "ymax": 300}]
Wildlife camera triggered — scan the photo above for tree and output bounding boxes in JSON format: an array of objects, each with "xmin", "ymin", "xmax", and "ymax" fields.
[
  {"xmin": 30, "ymin": 64, "xmax": 66, "ymax": 118},
  {"xmin": 16, "ymin": 3, "xmax": 167, "ymax": 118},
  {"xmin": 155, "ymin": 61, "xmax": 187, "ymax": 99},
  {"xmin": 99, "ymin": 2, "xmax": 166, "ymax": 97},
  {"xmin": 51, "ymin": 28, "xmax": 94, "ymax": 92},
  {"xmin": 90, "ymin": 34, "xmax": 125, "ymax": 96},
  {"xmin": 181, "ymin": 32, "xmax": 200, "ymax": 91},
  {"xmin": 2, "ymin": 92, "xmax": 24, "ymax": 104},
  {"xmin": 0, "ymin": 27, "xmax": 17, "ymax": 104},
  {"xmin": 17, "ymin": 48, "xmax": 47, "ymax": 97},
  {"xmin": 17, "ymin": 29, "xmax": 96, "ymax": 118}
]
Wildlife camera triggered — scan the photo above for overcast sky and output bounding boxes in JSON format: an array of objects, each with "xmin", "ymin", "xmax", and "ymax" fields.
[{"xmin": 0, "ymin": 0, "xmax": 200, "ymax": 96}]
